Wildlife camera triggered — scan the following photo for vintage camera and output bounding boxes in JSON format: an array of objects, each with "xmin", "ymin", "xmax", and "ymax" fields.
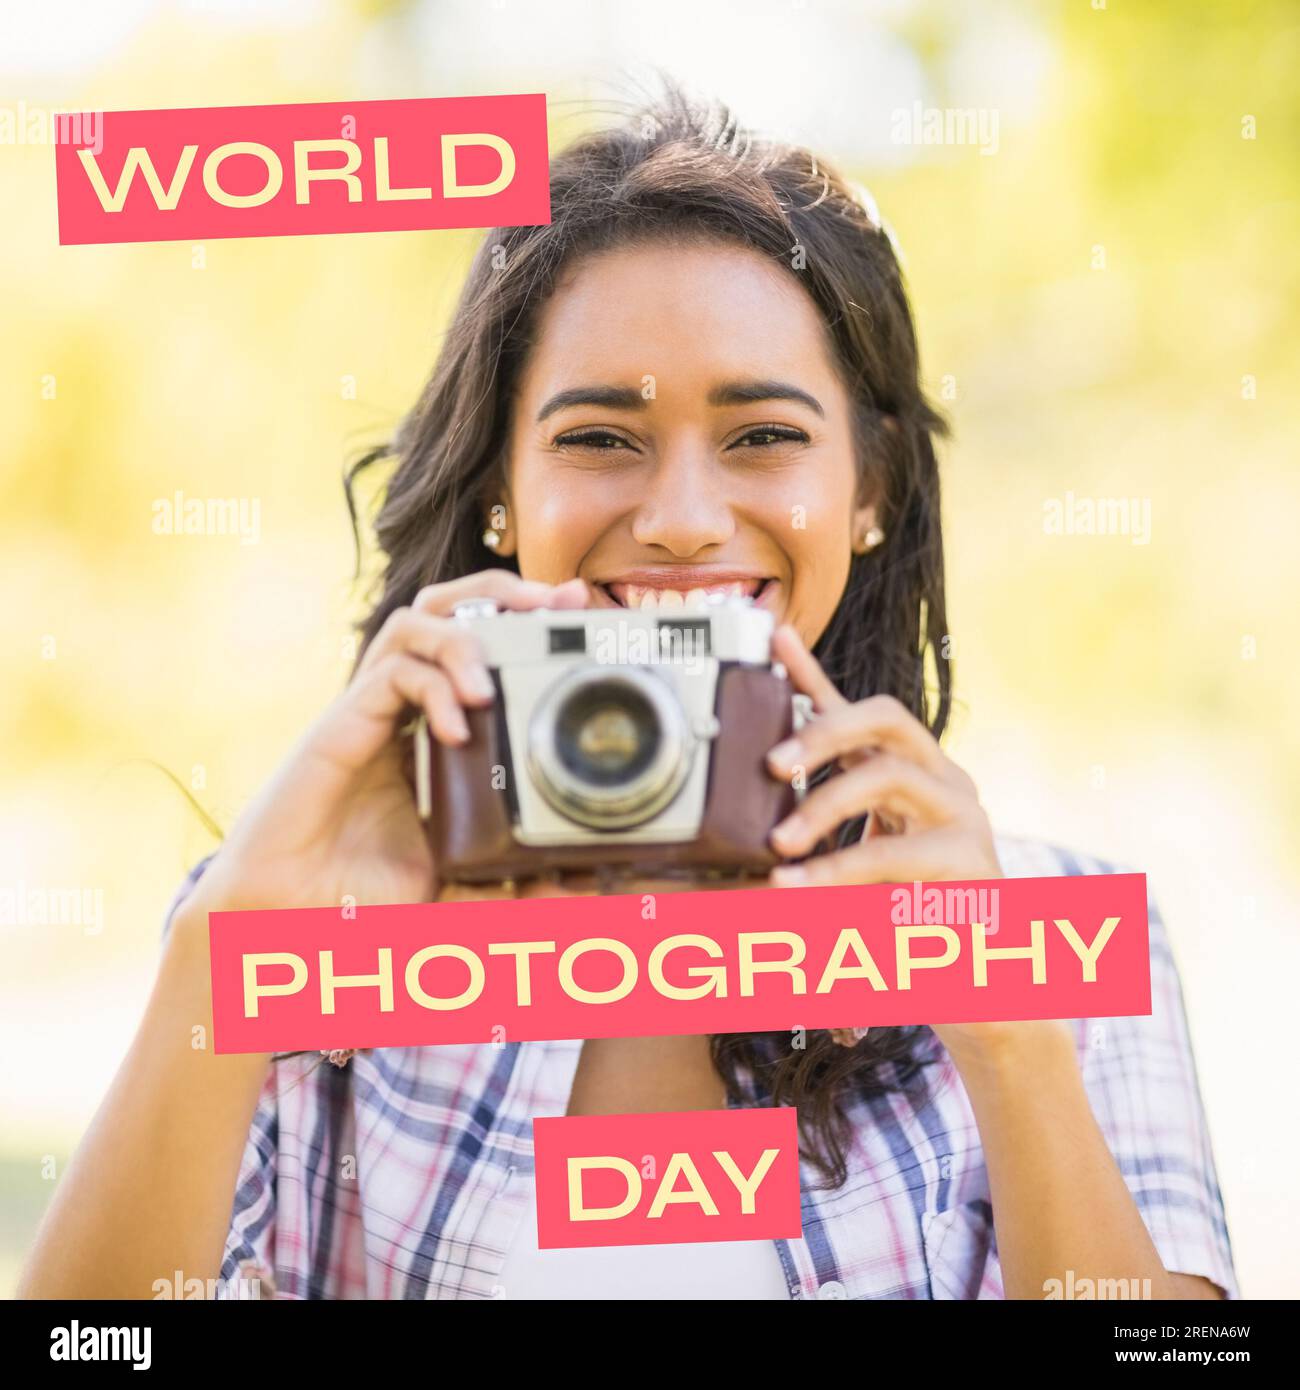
[{"xmin": 412, "ymin": 595, "xmax": 812, "ymax": 883}]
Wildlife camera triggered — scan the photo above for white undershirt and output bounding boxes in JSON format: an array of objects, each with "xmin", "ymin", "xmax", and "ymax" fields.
[{"xmin": 497, "ymin": 1172, "xmax": 792, "ymax": 1300}]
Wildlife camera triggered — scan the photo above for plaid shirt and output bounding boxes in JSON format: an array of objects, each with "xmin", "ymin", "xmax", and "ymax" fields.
[{"xmin": 166, "ymin": 835, "xmax": 1238, "ymax": 1300}]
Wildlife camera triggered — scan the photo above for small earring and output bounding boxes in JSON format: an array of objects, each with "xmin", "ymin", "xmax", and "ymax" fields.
[
  {"xmin": 856, "ymin": 525, "xmax": 885, "ymax": 554},
  {"xmin": 482, "ymin": 527, "xmax": 502, "ymax": 551}
]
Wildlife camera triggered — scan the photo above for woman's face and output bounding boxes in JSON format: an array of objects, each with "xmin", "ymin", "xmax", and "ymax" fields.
[{"xmin": 502, "ymin": 239, "xmax": 875, "ymax": 648}]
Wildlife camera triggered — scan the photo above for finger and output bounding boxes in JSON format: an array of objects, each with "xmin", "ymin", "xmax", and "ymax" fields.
[
  {"xmin": 412, "ymin": 570, "xmax": 591, "ymax": 617},
  {"xmin": 311, "ymin": 650, "xmax": 472, "ymax": 777},
  {"xmin": 770, "ymin": 754, "xmax": 962, "ymax": 857},
  {"xmin": 767, "ymin": 693, "xmax": 947, "ymax": 782},
  {"xmin": 355, "ymin": 652, "xmax": 471, "ymax": 747},
  {"xmin": 768, "ymin": 825, "xmax": 982, "ymax": 888},
  {"xmin": 770, "ymin": 624, "xmax": 848, "ymax": 714},
  {"xmin": 361, "ymin": 609, "xmax": 497, "ymax": 707}
]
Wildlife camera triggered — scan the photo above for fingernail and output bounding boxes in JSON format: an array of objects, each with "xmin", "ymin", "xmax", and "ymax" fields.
[
  {"xmin": 770, "ymin": 865, "xmax": 806, "ymax": 887},
  {"xmin": 768, "ymin": 739, "xmax": 801, "ymax": 768},
  {"xmin": 770, "ymin": 816, "xmax": 804, "ymax": 850},
  {"xmin": 467, "ymin": 668, "xmax": 495, "ymax": 701}
]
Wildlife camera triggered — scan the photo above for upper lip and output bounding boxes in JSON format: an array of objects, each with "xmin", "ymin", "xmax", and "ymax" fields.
[{"xmin": 592, "ymin": 567, "xmax": 772, "ymax": 589}]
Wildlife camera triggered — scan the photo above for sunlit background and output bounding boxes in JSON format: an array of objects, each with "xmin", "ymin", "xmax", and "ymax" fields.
[{"xmin": 2, "ymin": 0, "xmax": 1296, "ymax": 1298}]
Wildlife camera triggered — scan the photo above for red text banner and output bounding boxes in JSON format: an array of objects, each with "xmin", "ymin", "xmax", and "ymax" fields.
[
  {"xmin": 533, "ymin": 1107, "xmax": 802, "ymax": 1249},
  {"xmin": 207, "ymin": 874, "xmax": 1152, "ymax": 1054},
  {"xmin": 55, "ymin": 94, "xmax": 550, "ymax": 245}
]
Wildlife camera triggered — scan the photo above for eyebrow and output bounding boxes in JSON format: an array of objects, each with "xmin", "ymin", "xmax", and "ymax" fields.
[
  {"xmin": 536, "ymin": 385, "xmax": 644, "ymax": 421},
  {"xmin": 535, "ymin": 379, "xmax": 825, "ymax": 422},
  {"xmin": 708, "ymin": 379, "xmax": 825, "ymax": 417}
]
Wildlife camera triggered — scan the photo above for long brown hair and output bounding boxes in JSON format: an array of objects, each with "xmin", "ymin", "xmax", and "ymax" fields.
[{"xmin": 346, "ymin": 86, "xmax": 952, "ymax": 1188}]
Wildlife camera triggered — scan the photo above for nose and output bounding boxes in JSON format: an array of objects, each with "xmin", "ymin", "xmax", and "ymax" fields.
[{"xmin": 630, "ymin": 446, "xmax": 735, "ymax": 556}]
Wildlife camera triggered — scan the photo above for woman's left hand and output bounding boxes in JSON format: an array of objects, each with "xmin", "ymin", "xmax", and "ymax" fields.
[{"xmin": 763, "ymin": 624, "xmax": 1068, "ymax": 1064}]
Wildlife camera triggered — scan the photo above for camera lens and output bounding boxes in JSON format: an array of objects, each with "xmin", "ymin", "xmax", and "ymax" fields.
[
  {"xmin": 556, "ymin": 682, "xmax": 660, "ymax": 785},
  {"xmin": 527, "ymin": 667, "xmax": 691, "ymax": 829}
]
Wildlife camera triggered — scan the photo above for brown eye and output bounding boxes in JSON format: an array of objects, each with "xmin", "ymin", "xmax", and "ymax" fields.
[
  {"xmin": 554, "ymin": 429, "xmax": 633, "ymax": 450},
  {"xmin": 730, "ymin": 425, "xmax": 809, "ymax": 449}
]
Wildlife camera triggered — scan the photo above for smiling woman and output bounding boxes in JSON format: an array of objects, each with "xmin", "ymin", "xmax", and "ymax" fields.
[
  {"xmin": 355, "ymin": 92, "xmax": 951, "ymax": 739},
  {"xmin": 336, "ymin": 94, "xmax": 960, "ymax": 1194},
  {"xmin": 18, "ymin": 86, "xmax": 1236, "ymax": 1304},
  {"xmin": 509, "ymin": 241, "xmax": 865, "ymax": 638}
]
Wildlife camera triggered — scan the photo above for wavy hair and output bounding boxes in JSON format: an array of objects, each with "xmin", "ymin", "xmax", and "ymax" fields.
[{"xmin": 345, "ymin": 87, "xmax": 952, "ymax": 1187}]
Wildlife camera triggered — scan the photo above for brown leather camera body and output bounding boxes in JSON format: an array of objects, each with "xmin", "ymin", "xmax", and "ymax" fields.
[{"xmin": 423, "ymin": 662, "xmax": 798, "ymax": 884}]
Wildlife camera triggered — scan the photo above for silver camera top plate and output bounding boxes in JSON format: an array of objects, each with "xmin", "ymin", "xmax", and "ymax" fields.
[{"xmin": 450, "ymin": 593, "xmax": 775, "ymax": 667}]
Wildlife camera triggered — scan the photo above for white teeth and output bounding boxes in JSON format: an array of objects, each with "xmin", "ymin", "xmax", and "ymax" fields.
[{"xmin": 612, "ymin": 580, "xmax": 763, "ymax": 609}]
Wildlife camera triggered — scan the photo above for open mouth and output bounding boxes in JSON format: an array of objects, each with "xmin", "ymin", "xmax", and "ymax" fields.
[{"xmin": 596, "ymin": 577, "xmax": 774, "ymax": 611}]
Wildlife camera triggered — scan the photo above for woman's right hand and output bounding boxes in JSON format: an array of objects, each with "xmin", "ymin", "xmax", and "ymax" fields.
[
  {"xmin": 20, "ymin": 578, "xmax": 599, "ymax": 1301},
  {"xmin": 172, "ymin": 570, "xmax": 590, "ymax": 938}
]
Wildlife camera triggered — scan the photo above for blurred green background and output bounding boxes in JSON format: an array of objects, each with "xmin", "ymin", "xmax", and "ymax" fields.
[{"xmin": 1, "ymin": 0, "xmax": 1296, "ymax": 1297}]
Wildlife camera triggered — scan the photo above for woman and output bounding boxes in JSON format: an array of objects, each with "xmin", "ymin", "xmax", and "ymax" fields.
[{"xmin": 20, "ymin": 91, "xmax": 1236, "ymax": 1301}]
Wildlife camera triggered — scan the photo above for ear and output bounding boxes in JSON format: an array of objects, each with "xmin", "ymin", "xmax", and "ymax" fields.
[
  {"xmin": 850, "ymin": 499, "xmax": 880, "ymax": 556},
  {"xmin": 850, "ymin": 458, "xmax": 886, "ymax": 555}
]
